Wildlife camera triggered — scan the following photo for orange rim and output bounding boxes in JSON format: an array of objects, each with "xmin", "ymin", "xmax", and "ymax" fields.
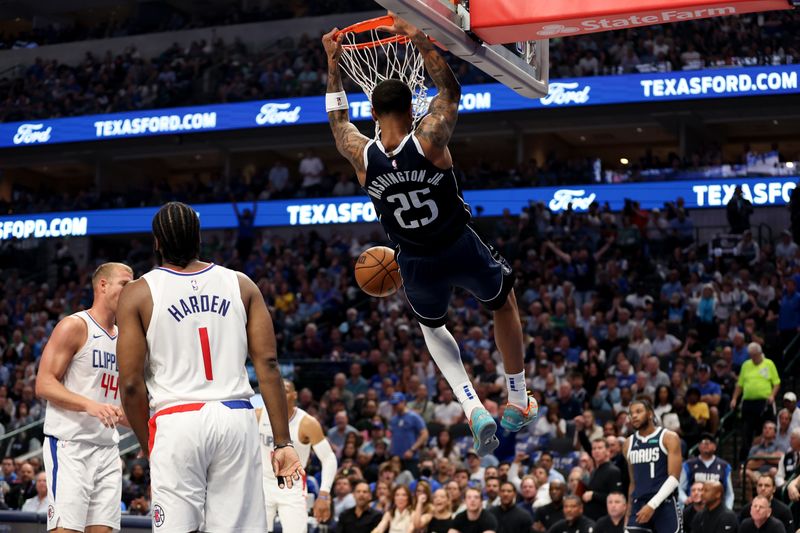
[{"xmin": 336, "ymin": 15, "xmax": 410, "ymax": 50}]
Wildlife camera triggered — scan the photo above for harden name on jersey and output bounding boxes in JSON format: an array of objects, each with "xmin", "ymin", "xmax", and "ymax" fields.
[{"xmin": 167, "ymin": 294, "xmax": 232, "ymax": 323}]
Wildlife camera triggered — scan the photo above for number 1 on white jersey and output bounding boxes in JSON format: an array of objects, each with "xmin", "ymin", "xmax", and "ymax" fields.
[{"xmin": 198, "ymin": 327, "xmax": 214, "ymax": 381}]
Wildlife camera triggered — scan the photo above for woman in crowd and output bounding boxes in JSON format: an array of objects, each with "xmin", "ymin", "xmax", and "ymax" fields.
[
  {"xmin": 341, "ymin": 437, "xmax": 360, "ymax": 463},
  {"xmin": 372, "ymin": 485, "xmax": 414, "ymax": 533},
  {"xmin": 431, "ymin": 430, "xmax": 461, "ymax": 464},
  {"xmin": 629, "ymin": 326, "xmax": 653, "ymax": 361},
  {"xmin": 445, "ymin": 481, "xmax": 465, "ymax": 515},
  {"xmin": 424, "ymin": 488, "xmax": 454, "ymax": 533},
  {"xmin": 653, "ymin": 384, "xmax": 674, "ymax": 423},
  {"xmin": 535, "ymin": 402, "xmax": 567, "ymax": 440},
  {"xmin": 373, "ymin": 480, "xmax": 392, "ymax": 513},
  {"xmin": 411, "ymin": 480, "xmax": 434, "ymax": 532}
]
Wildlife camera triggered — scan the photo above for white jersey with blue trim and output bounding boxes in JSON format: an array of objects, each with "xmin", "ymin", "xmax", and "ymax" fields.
[
  {"xmin": 259, "ymin": 407, "xmax": 312, "ymax": 480},
  {"xmin": 141, "ymin": 263, "xmax": 254, "ymax": 412},
  {"xmin": 43, "ymin": 311, "xmax": 120, "ymax": 446}
]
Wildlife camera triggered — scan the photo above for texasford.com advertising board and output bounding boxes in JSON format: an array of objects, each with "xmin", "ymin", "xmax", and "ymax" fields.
[
  {"xmin": 0, "ymin": 176, "xmax": 796, "ymax": 240},
  {"xmin": 1, "ymin": 65, "xmax": 798, "ymax": 148}
]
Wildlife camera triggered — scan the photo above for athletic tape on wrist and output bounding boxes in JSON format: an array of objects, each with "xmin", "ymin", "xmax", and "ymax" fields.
[{"xmin": 326, "ymin": 91, "xmax": 349, "ymax": 112}]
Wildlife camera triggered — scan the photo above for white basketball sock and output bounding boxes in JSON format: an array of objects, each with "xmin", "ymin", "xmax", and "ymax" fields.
[
  {"xmin": 505, "ymin": 370, "xmax": 528, "ymax": 409},
  {"xmin": 420, "ymin": 324, "xmax": 483, "ymax": 418}
]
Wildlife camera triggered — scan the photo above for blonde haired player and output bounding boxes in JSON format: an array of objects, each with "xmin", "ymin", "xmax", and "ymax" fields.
[
  {"xmin": 257, "ymin": 380, "xmax": 339, "ymax": 532},
  {"xmin": 117, "ymin": 202, "xmax": 304, "ymax": 533},
  {"xmin": 36, "ymin": 262, "xmax": 133, "ymax": 533}
]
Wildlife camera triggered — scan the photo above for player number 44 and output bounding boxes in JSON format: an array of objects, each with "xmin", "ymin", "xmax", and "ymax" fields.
[{"xmin": 100, "ymin": 373, "xmax": 119, "ymax": 400}]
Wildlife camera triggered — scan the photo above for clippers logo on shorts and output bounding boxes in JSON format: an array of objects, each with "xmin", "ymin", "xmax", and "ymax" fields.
[
  {"xmin": 153, "ymin": 504, "xmax": 165, "ymax": 527},
  {"xmin": 48, "ymin": 505, "xmax": 54, "ymax": 520}
]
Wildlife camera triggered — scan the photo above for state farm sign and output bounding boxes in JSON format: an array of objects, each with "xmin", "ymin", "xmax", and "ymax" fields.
[{"xmin": 470, "ymin": 0, "xmax": 790, "ymax": 43}]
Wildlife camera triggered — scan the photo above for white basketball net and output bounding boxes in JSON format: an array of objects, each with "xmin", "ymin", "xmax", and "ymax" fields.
[{"xmin": 338, "ymin": 28, "xmax": 429, "ymax": 135}]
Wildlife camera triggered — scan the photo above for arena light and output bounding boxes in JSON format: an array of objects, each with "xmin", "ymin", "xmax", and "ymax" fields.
[
  {"xmin": 788, "ymin": 162, "xmax": 796, "ymax": 169},
  {"xmin": 620, "ymin": 157, "xmax": 630, "ymax": 165}
]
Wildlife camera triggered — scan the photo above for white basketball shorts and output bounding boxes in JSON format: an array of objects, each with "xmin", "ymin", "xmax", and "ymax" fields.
[
  {"xmin": 43, "ymin": 436, "xmax": 121, "ymax": 531},
  {"xmin": 264, "ymin": 473, "xmax": 308, "ymax": 533},
  {"xmin": 148, "ymin": 400, "xmax": 266, "ymax": 533}
]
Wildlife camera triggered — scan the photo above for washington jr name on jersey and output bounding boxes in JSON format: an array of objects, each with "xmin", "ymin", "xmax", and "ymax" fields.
[{"xmin": 366, "ymin": 169, "xmax": 446, "ymax": 201}]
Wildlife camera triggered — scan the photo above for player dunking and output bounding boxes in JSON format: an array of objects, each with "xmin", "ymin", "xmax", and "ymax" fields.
[
  {"xmin": 323, "ymin": 13, "xmax": 536, "ymax": 456},
  {"xmin": 257, "ymin": 380, "xmax": 338, "ymax": 532},
  {"xmin": 624, "ymin": 398, "xmax": 683, "ymax": 533},
  {"xmin": 117, "ymin": 202, "xmax": 304, "ymax": 533},
  {"xmin": 36, "ymin": 262, "xmax": 133, "ymax": 533}
]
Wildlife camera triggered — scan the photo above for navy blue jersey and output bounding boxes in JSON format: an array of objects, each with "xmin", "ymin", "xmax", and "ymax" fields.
[
  {"xmin": 628, "ymin": 428, "xmax": 670, "ymax": 499},
  {"xmin": 683, "ymin": 456, "xmax": 732, "ymax": 487},
  {"xmin": 363, "ymin": 134, "xmax": 470, "ymax": 254}
]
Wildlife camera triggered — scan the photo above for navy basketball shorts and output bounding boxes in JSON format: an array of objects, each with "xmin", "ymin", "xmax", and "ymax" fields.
[
  {"xmin": 627, "ymin": 495, "xmax": 682, "ymax": 533},
  {"xmin": 395, "ymin": 226, "xmax": 515, "ymax": 328}
]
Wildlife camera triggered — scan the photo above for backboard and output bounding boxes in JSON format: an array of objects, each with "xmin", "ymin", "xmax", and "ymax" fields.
[{"xmin": 372, "ymin": 0, "xmax": 550, "ymax": 99}]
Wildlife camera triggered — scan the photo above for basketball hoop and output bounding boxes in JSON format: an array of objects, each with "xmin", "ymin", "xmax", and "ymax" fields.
[{"xmin": 335, "ymin": 15, "xmax": 429, "ymax": 133}]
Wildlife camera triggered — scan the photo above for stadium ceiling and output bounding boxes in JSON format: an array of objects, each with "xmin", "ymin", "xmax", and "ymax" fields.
[{"xmin": 0, "ymin": 0, "xmax": 124, "ymax": 18}]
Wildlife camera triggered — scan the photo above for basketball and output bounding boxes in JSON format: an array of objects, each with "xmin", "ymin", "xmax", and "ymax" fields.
[{"xmin": 355, "ymin": 246, "xmax": 402, "ymax": 297}]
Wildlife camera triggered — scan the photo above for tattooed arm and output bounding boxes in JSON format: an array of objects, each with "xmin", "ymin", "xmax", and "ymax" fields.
[
  {"xmin": 322, "ymin": 29, "xmax": 370, "ymax": 186},
  {"xmin": 379, "ymin": 13, "xmax": 461, "ymax": 168}
]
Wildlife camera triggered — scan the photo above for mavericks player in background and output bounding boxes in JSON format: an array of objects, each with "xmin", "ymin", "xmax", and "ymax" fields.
[
  {"xmin": 257, "ymin": 380, "xmax": 338, "ymax": 532},
  {"xmin": 36, "ymin": 262, "xmax": 133, "ymax": 532},
  {"xmin": 624, "ymin": 398, "xmax": 683, "ymax": 533},
  {"xmin": 117, "ymin": 202, "xmax": 304, "ymax": 532},
  {"xmin": 323, "ymin": 13, "xmax": 536, "ymax": 457}
]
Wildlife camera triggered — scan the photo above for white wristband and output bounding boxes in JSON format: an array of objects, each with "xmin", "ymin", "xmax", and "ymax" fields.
[{"xmin": 326, "ymin": 91, "xmax": 349, "ymax": 112}]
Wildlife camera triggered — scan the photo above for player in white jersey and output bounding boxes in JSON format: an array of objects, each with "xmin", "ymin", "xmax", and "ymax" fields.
[
  {"xmin": 35, "ymin": 262, "xmax": 133, "ymax": 533},
  {"xmin": 117, "ymin": 201, "xmax": 304, "ymax": 533},
  {"xmin": 257, "ymin": 380, "xmax": 339, "ymax": 532}
]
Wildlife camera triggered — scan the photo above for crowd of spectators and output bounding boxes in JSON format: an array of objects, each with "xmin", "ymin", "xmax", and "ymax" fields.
[
  {"xmin": 0, "ymin": 0, "xmax": 376, "ymax": 50},
  {"xmin": 1, "ymin": 187, "xmax": 800, "ymax": 528},
  {"xmin": 6, "ymin": 143, "xmax": 792, "ymax": 216},
  {"xmin": 1, "ymin": 10, "xmax": 799, "ymax": 122}
]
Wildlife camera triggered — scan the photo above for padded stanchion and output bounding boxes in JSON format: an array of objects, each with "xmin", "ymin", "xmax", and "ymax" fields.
[{"xmin": 470, "ymin": 0, "xmax": 792, "ymax": 43}]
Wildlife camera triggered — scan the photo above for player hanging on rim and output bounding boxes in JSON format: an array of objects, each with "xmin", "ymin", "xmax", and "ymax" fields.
[
  {"xmin": 322, "ymin": 13, "xmax": 536, "ymax": 456},
  {"xmin": 256, "ymin": 380, "xmax": 339, "ymax": 532},
  {"xmin": 624, "ymin": 398, "xmax": 684, "ymax": 533},
  {"xmin": 36, "ymin": 262, "xmax": 133, "ymax": 533},
  {"xmin": 117, "ymin": 202, "xmax": 304, "ymax": 533}
]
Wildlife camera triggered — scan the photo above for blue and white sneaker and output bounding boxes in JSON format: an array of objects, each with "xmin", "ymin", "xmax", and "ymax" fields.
[
  {"xmin": 469, "ymin": 407, "xmax": 499, "ymax": 457},
  {"xmin": 500, "ymin": 394, "xmax": 539, "ymax": 432}
]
